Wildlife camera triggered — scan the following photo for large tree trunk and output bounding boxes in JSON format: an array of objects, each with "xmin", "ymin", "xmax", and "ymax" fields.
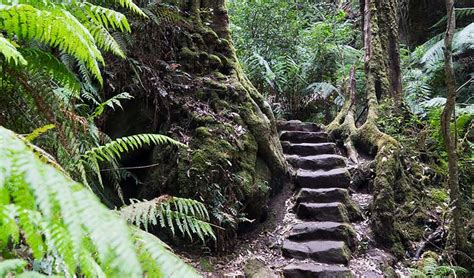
[
  {"xmin": 103, "ymin": 0, "xmax": 289, "ymax": 250},
  {"xmin": 328, "ymin": 0, "xmax": 407, "ymax": 256},
  {"xmin": 440, "ymin": 0, "xmax": 468, "ymax": 257}
]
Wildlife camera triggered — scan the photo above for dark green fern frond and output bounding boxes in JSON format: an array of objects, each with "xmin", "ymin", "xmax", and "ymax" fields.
[
  {"xmin": 20, "ymin": 48, "xmax": 81, "ymax": 93},
  {"xmin": 432, "ymin": 7, "xmax": 474, "ymax": 29},
  {"xmin": 120, "ymin": 196, "xmax": 216, "ymax": 242}
]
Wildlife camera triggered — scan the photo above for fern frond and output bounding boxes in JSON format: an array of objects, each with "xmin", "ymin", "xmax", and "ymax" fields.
[
  {"xmin": 432, "ymin": 8, "xmax": 474, "ymax": 29},
  {"xmin": 81, "ymin": 133, "xmax": 185, "ymax": 164},
  {"xmin": 85, "ymin": 23, "xmax": 127, "ymax": 58},
  {"xmin": 0, "ymin": 126, "xmax": 144, "ymax": 276},
  {"xmin": 20, "ymin": 48, "xmax": 81, "ymax": 93},
  {"xmin": 305, "ymin": 82, "xmax": 339, "ymax": 99},
  {"xmin": 0, "ymin": 35, "xmax": 26, "ymax": 65},
  {"xmin": 120, "ymin": 196, "xmax": 216, "ymax": 242},
  {"xmin": 421, "ymin": 23, "xmax": 474, "ymax": 68},
  {"xmin": 132, "ymin": 228, "xmax": 200, "ymax": 278},
  {"xmin": 0, "ymin": 4, "xmax": 104, "ymax": 84},
  {"xmin": 112, "ymin": 0, "xmax": 147, "ymax": 17},
  {"xmin": 0, "ymin": 259, "xmax": 27, "ymax": 277},
  {"xmin": 89, "ymin": 92, "xmax": 133, "ymax": 120},
  {"xmin": 80, "ymin": 3, "xmax": 131, "ymax": 32}
]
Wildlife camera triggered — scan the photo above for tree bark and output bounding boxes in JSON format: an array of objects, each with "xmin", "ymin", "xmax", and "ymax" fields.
[
  {"xmin": 327, "ymin": 0, "xmax": 407, "ymax": 256},
  {"xmin": 440, "ymin": 0, "xmax": 468, "ymax": 255},
  {"xmin": 103, "ymin": 0, "xmax": 289, "ymax": 249}
]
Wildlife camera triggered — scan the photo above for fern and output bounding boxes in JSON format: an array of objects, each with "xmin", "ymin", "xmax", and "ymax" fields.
[
  {"xmin": 0, "ymin": 259, "xmax": 27, "ymax": 277},
  {"xmin": 133, "ymin": 228, "xmax": 200, "ymax": 277},
  {"xmin": 0, "ymin": 35, "xmax": 26, "ymax": 65},
  {"xmin": 421, "ymin": 23, "xmax": 474, "ymax": 68},
  {"xmin": 82, "ymin": 133, "xmax": 185, "ymax": 164},
  {"xmin": 89, "ymin": 92, "xmax": 133, "ymax": 120},
  {"xmin": 120, "ymin": 196, "xmax": 216, "ymax": 242},
  {"xmin": 20, "ymin": 48, "xmax": 81, "ymax": 93},
  {"xmin": 432, "ymin": 7, "xmax": 474, "ymax": 29},
  {"xmin": 0, "ymin": 126, "xmax": 200, "ymax": 277},
  {"xmin": 0, "ymin": 4, "xmax": 104, "ymax": 83},
  {"xmin": 24, "ymin": 124, "xmax": 56, "ymax": 142},
  {"xmin": 78, "ymin": 133, "xmax": 185, "ymax": 195}
]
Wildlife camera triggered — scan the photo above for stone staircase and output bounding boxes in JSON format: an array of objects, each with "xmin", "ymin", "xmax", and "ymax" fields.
[{"xmin": 277, "ymin": 120, "xmax": 357, "ymax": 278}]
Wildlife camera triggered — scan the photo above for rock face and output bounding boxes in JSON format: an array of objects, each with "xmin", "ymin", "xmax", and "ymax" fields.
[
  {"xmin": 278, "ymin": 120, "xmax": 360, "ymax": 277},
  {"xmin": 103, "ymin": 1, "xmax": 288, "ymax": 248}
]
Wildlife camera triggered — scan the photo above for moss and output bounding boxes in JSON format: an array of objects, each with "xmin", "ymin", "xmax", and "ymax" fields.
[
  {"xmin": 191, "ymin": 33, "xmax": 204, "ymax": 46},
  {"xmin": 179, "ymin": 47, "xmax": 199, "ymax": 61},
  {"xmin": 198, "ymin": 51, "xmax": 210, "ymax": 61},
  {"xmin": 429, "ymin": 188, "xmax": 449, "ymax": 203},
  {"xmin": 212, "ymin": 99, "xmax": 230, "ymax": 112},
  {"xmin": 203, "ymin": 29, "xmax": 219, "ymax": 44},
  {"xmin": 239, "ymin": 158, "xmax": 271, "ymax": 221},
  {"xmin": 212, "ymin": 71, "xmax": 227, "ymax": 80},
  {"xmin": 208, "ymin": 54, "xmax": 223, "ymax": 69},
  {"xmin": 195, "ymin": 126, "xmax": 211, "ymax": 138}
]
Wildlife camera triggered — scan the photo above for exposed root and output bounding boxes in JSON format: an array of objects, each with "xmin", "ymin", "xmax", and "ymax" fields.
[{"xmin": 326, "ymin": 71, "xmax": 406, "ymax": 256}]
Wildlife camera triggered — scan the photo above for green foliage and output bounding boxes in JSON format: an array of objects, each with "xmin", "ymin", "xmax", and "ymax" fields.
[
  {"xmin": 24, "ymin": 124, "xmax": 56, "ymax": 142},
  {"xmin": 229, "ymin": 0, "xmax": 361, "ymax": 120},
  {"xmin": 0, "ymin": 126, "xmax": 200, "ymax": 277},
  {"xmin": 0, "ymin": 0, "xmax": 143, "ymax": 84},
  {"xmin": 402, "ymin": 23, "xmax": 473, "ymax": 116},
  {"xmin": 20, "ymin": 48, "xmax": 81, "ymax": 93},
  {"xmin": 432, "ymin": 8, "xmax": 474, "ymax": 29},
  {"xmin": 0, "ymin": 35, "xmax": 26, "ymax": 65},
  {"xmin": 120, "ymin": 196, "xmax": 216, "ymax": 242},
  {"xmin": 0, "ymin": 259, "xmax": 27, "ymax": 277},
  {"xmin": 89, "ymin": 92, "xmax": 133, "ymax": 119},
  {"xmin": 78, "ymin": 133, "xmax": 185, "ymax": 195},
  {"xmin": 420, "ymin": 23, "xmax": 474, "ymax": 69},
  {"xmin": 409, "ymin": 257, "xmax": 468, "ymax": 277}
]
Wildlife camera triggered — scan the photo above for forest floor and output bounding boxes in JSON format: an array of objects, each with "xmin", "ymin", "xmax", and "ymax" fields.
[{"xmin": 179, "ymin": 161, "xmax": 412, "ymax": 277}]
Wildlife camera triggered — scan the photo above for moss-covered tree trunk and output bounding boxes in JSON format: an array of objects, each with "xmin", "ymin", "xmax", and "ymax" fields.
[
  {"xmin": 328, "ymin": 0, "xmax": 407, "ymax": 256},
  {"xmin": 103, "ymin": 0, "xmax": 288, "ymax": 250}
]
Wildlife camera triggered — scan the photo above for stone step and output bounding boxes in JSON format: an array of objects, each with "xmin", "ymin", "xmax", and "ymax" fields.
[
  {"xmin": 280, "ymin": 131, "xmax": 328, "ymax": 143},
  {"xmin": 296, "ymin": 188, "xmax": 349, "ymax": 205},
  {"xmin": 286, "ymin": 154, "xmax": 346, "ymax": 170},
  {"xmin": 288, "ymin": 222, "xmax": 356, "ymax": 249},
  {"xmin": 282, "ymin": 240, "xmax": 351, "ymax": 265},
  {"xmin": 283, "ymin": 263, "xmax": 352, "ymax": 278},
  {"xmin": 282, "ymin": 142, "xmax": 336, "ymax": 156},
  {"xmin": 277, "ymin": 120, "xmax": 322, "ymax": 133},
  {"xmin": 297, "ymin": 202, "xmax": 349, "ymax": 222},
  {"xmin": 296, "ymin": 168, "xmax": 350, "ymax": 189}
]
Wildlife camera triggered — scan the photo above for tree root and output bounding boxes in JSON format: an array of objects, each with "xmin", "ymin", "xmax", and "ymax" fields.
[{"xmin": 326, "ymin": 68, "xmax": 407, "ymax": 256}]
